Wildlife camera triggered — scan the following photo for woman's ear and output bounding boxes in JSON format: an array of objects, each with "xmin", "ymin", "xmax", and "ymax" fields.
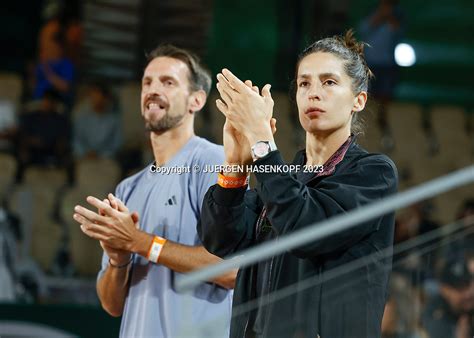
[{"xmin": 353, "ymin": 91, "xmax": 367, "ymax": 113}]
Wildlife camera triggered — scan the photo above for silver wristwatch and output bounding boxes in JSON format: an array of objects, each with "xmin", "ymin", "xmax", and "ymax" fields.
[{"xmin": 251, "ymin": 140, "xmax": 277, "ymax": 161}]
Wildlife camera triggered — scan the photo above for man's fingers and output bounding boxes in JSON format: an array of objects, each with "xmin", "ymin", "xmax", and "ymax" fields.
[
  {"xmin": 131, "ymin": 211, "xmax": 140, "ymax": 228},
  {"xmin": 108, "ymin": 194, "xmax": 118, "ymax": 210},
  {"xmin": 86, "ymin": 196, "xmax": 120, "ymax": 218},
  {"xmin": 73, "ymin": 213, "xmax": 110, "ymax": 236},
  {"xmin": 99, "ymin": 199, "xmax": 110, "ymax": 216},
  {"xmin": 80, "ymin": 223, "xmax": 108, "ymax": 242},
  {"xmin": 74, "ymin": 204, "xmax": 109, "ymax": 224},
  {"xmin": 108, "ymin": 193, "xmax": 128, "ymax": 212},
  {"xmin": 73, "ymin": 212, "xmax": 99, "ymax": 227},
  {"xmin": 72, "ymin": 212, "xmax": 87, "ymax": 225}
]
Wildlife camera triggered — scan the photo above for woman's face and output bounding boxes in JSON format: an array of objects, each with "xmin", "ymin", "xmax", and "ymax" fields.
[{"xmin": 296, "ymin": 52, "xmax": 366, "ymax": 136}]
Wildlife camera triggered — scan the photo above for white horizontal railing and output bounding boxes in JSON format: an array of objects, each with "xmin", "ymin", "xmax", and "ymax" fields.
[
  {"xmin": 183, "ymin": 217, "xmax": 473, "ymax": 336},
  {"xmin": 177, "ymin": 165, "xmax": 474, "ymax": 292}
]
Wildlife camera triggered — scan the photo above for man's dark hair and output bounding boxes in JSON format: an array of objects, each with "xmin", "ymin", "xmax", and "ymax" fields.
[{"xmin": 146, "ymin": 44, "xmax": 212, "ymax": 96}]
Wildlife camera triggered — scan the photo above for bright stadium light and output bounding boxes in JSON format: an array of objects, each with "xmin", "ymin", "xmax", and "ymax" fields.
[{"xmin": 394, "ymin": 43, "xmax": 416, "ymax": 67}]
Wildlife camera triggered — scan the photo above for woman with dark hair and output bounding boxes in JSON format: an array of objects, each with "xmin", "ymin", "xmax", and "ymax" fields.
[{"xmin": 198, "ymin": 30, "xmax": 398, "ymax": 338}]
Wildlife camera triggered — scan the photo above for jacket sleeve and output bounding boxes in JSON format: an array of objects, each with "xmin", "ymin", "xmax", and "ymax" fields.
[
  {"xmin": 253, "ymin": 150, "xmax": 398, "ymax": 258},
  {"xmin": 197, "ymin": 185, "xmax": 261, "ymax": 258}
]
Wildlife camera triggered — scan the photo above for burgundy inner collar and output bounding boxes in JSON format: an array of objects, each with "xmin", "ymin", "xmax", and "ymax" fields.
[{"xmin": 307, "ymin": 135, "xmax": 353, "ymax": 178}]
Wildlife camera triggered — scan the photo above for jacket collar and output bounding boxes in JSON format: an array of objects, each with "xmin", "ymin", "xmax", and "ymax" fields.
[{"xmin": 293, "ymin": 134, "xmax": 358, "ymax": 178}]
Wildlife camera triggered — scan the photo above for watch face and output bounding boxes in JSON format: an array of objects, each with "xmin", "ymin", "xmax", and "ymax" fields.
[{"xmin": 254, "ymin": 142, "xmax": 270, "ymax": 157}]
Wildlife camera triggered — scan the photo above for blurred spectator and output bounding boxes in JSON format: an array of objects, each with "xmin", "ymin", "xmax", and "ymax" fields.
[
  {"xmin": 358, "ymin": 0, "xmax": 403, "ymax": 152},
  {"xmin": 358, "ymin": 0, "xmax": 403, "ymax": 101},
  {"xmin": 73, "ymin": 83, "xmax": 122, "ymax": 160},
  {"xmin": 17, "ymin": 90, "xmax": 70, "ymax": 176},
  {"xmin": 396, "ymin": 202, "xmax": 439, "ymax": 242},
  {"xmin": 23, "ymin": 2, "xmax": 80, "ymax": 107},
  {"xmin": 436, "ymin": 198, "xmax": 474, "ymax": 311},
  {"xmin": 38, "ymin": 2, "xmax": 83, "ymax": 66},
  {"xmin": 393, "ymin": 202, "xmax": 440, "ymax": 283},
  {"xmin": 38, "ymin": 6, "xmax": 63, "ymax": 63},
  {"xmin": 0, "ymin": 208, "xmax": 17, "ymax": 302},
  {"xmin": 0, "ymin": 206, "xmax": 46, "ymax": 303},
  {"xmin": 382, "ymin": 273, "xmax": 427, "ymax": 338},
  {"xmin": 32, "ymin": 30, "xmax": 75, "ymax": 106},
  {"xmin": 0, "ymin": 99, "xmax": 17, "ymax": 153},
  {"xmin": 382, "ymin": 296, "xmax": 399, "ymax": 337},
  {"xmin": 63, "ymin": 17, "xmax": 83, "ymax": 66},
  {"xmin": 422, "ymin": 257, "xmax": 474, "ymax": 338},
  {"xmin": 457, "ymin": 199, "xmax": 474, "ymax": 224},
  {"xmin": 50, "ymin": 243, "xmax": 74, "ymax": 278}
]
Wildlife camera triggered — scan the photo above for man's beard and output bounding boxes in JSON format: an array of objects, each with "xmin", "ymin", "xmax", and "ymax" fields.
[{"xmin": 145, "ymin": 112, "xmax": 185, "ymax": 132}]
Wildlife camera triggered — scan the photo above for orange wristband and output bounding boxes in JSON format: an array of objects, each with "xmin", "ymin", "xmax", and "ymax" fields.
[
  {"xmin": 217, "ymin": 172, "xmax": 249, "ymax": 188},
  {"xmin": 147, "ymin": 236, "xmax": 167, "ymax": 263}
]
